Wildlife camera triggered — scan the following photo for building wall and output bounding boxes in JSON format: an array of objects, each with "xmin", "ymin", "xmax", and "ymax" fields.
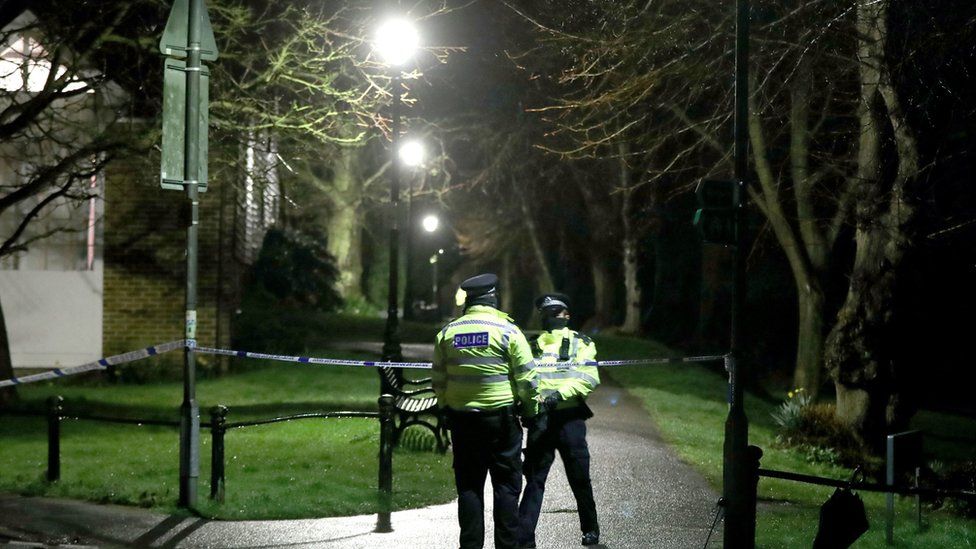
[
  {"xmin": 0, "ymin": 265, "xmax": 102, "ymax": 368},
  {"xmin": 102, "ymin": 152, "xmax": 235, "ymax": 371}
]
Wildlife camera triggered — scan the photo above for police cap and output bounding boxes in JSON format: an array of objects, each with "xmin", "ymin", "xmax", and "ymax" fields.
[
  {"xmin": 460, "ymin": 273, "xmax": 499, "ymax": 299},
  {"xmin": 534, "ymin": 292, "xmax": 570, "ymax": 313}
]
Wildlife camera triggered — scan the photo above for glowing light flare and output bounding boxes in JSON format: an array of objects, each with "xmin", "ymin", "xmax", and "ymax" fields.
[
  {"xmin": 398, "ymin": 139, "xmax": 425, "ymax": 167},
  {"xmin": 421, "ymin": 214, "xmax": 439, "ymax": 233},
  {"xmin": 374, "ymin": 18, "xmax": 419, "ymax": 66}
]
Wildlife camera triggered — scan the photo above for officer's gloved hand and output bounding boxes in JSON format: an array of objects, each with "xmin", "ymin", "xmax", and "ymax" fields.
[{"xmin": 543, "ymin": 393, "xmax": 562, "ymax": 411}]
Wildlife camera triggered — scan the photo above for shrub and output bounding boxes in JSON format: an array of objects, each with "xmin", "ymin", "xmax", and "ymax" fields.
[
  {"xmin": 232, "ymin": 228, "xmax": 343, "ymax": 359},
  {"xmin": 772, "ymin": 388, "xmax": 812, "ymax": 432},
  {"xmin": 772, "ymin": 391, "xmax": 874, "ymax": 469},
  {"xmin": 247, "ymin": 227, "xmax": 343, "ymax": 312},
  {"xmin": 926, "ymin": 460, "xmax": 976, "ymax": 518}
]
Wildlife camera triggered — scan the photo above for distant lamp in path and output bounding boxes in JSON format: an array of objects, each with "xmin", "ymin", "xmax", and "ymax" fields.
[{"xmin": 422, "ymin": 214, "xmax": 440, "ymax": 233}]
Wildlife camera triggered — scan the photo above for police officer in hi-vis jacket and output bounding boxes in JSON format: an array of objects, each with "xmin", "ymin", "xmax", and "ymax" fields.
[
  {"xmin": 433, "ymin": 273, "xmax": 542, "ymax": 549},
  {"xmin": 518, "ymin": 293, "xmax": 600, "ymax": 548}
]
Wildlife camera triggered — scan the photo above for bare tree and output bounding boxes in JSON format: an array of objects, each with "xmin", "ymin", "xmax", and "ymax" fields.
[
  {"xmin": 511, "ymin": 0, "xmax": 861, "ymax": 389},
  {"xmin": 0, "ymin": 0, "xmax": 454, "ymax": 391},
  {"xmin": 449, "ymin": 117, "xmax": 564, "ymax": 313},
  {"xmin": 0, "ymin": 3, "xmax": 151, "ymax": 401},
  {"xmin": 823, "ymin": 0, "xmax": 975, "ymax": 445},
  {"xmin": 206, "ymin": 0, "xmax": 456, "ymax": 301},
  {"xmin": 511, "ymin": 0, "xmax": 975, "ymax": 443}
]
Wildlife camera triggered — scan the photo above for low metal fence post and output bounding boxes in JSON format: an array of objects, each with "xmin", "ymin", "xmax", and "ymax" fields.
[
  {"xmin": 746, "ymin": 445, "xmax": 763, "ymax": 545},
  {"xmin": 210, "ymin": 405, "xmax": 228, "ymax": 501},
  {"xmin": 46, "ymin": 395, "xmax": 63, "ymax": 482},
  {"xmin": 377, "ymin": 395, "xmax": 394, "ymax": 532}
]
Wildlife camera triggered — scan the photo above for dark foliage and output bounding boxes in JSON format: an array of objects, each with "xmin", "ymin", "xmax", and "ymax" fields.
[
  {"xmin": 233, "ymin": 228, "xmax": 342, "ymax": 356},
  {"xmin": 775, "ymin": 403, "xmax": 879, "ymax": 470},
  {"xmin": 926, "ymin": 461, "xmax": 976, "ymax": 518},
  {"xmin": 248, "ymin": 228, "xmax": 343, "ymax": 312}
]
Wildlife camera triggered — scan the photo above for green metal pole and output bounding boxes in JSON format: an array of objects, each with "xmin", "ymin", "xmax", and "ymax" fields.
[
  {"xmin": 377, "ymin": 395, "xmax": 394, "ymax": 532},
  {"xmin": 382, "ymin": 74, "xmax": 403, "ymax": 362},
  {"xmin": 178, "ymin": 0, "xmax": 203, "ymax": 509},
  {"xmin": 723, "ymin": 0, "xmax": 753, "ymax": 546},
  {"xmin": 403, "ymin": 182, "xmax": 415, "ymax": 321}
]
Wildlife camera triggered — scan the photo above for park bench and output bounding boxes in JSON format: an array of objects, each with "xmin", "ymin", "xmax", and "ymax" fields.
[{"xmin": 378, "ymin": 366, "xmax": 449, "ymax": 452}]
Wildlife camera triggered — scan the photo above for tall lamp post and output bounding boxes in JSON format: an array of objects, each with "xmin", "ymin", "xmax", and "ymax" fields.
[
  {"xmin": 422, "ymin": 214, "xmax": 441, "ymax": 320},
  {"xmin": 399, "ymin": 139, "xmax": 425, "ymax": 321},
  {"xmin": 374, "ymin": 18, "xmax": 419, "ymax": 362},
  {"xmin": 724, "ymin": 0, "xmax": 756, "ymax": 547}
]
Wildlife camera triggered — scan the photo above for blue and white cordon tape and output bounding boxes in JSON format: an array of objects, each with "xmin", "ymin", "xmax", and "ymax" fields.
[
  {"xmin": 0, "ymin": 340, "xmax": 186, "ymax": 388},
  {"xmin": 192, "ymin": 345, "xmax": 434, "ymax": 370},
  {"xmin": 0, "ymin": 340, "xmax": 726, "ymax": 388}
]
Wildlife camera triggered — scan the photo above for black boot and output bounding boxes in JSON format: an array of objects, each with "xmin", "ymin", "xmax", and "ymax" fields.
[{"xmin": 581, "ymin": 531, "xmax": 599, "ymax": 546}]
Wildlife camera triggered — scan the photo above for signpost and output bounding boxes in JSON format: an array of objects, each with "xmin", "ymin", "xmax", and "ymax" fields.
[
  {"xmin": 723, "ymin": 1, "xmax": 755, "ymax": 547},
  {"xmin": 159, "ymin": 0, "xmax": 218, "ymax": 509},
  {"xmin": 694, "ymin": 179, "xmax": 736, "ymax": 245},
  {"xmin": 161, "ymin": 59, "xmax": 210, "ymax": 191},
  {"xmin": 886, "ymin": 431, "xmax": 924, "ymax": 544},
  {"xmin": 692, "ymin": 2, "xmax": 754, "ymax": 546}
]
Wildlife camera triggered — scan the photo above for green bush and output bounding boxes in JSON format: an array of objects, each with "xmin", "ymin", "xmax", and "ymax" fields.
[
  {"xmin": 248, "ymin": 227, "xmax": 343, "ymax": 311},
  {"xmin": 927, "ymin": 460, "xmax": 976, "ymax": 518},
  {"xmin": 233, "ymin": 228, "xmax": 343, "ymax": 357},
  {"xmin": 773, "ymin": 392, "xmax": 874, "ymax": 469},
  {"xmin": 771, "ymin": 388, "xmax": 812, "ymax": 432}
]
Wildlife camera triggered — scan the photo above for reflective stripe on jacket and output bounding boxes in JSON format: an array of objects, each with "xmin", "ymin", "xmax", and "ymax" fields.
[
  {"xmin": 433, "ymin": 305, "xmax": 540, "ymax": 416},
  {"xmin": 532, "ymin": 327, "xmax": 599, "ymax": 408}
]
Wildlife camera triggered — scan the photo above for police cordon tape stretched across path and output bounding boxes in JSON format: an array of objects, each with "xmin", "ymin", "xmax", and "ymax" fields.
[
  {"xmin": 0, "ymin": 341, "xmax": 726, "ymax": 388},
  {"xmin": 0, "ymin": 358, "xmax": 722, "ymax": 548}
]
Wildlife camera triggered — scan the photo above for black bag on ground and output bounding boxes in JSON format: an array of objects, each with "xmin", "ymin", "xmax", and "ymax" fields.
[{"xmin": 812, "ymin": 486, "xmax": 869, "ymax": 548}]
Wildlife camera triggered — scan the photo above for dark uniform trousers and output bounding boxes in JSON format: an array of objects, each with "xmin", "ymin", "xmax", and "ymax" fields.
[
  {"xmin": 518, "ymin": 410, "xmax": 598, "ymax": 546},
  {"xmin": 449, "ymin": 407, "xmax": 523, "ymax": 549}
]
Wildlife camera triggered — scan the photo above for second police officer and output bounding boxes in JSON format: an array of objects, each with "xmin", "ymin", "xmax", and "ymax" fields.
[
  {"xmin": 517, "ymin": 293, "xmax": 601, "ymax": 548},
  {"xmin": 433, "ymin": 273, "xmax": 543, "ymax": 549}
]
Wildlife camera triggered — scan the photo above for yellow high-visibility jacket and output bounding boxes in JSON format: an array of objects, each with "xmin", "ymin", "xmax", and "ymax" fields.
[
  {"xmin": 433, "ymin": 305, "xmax": 540, "ymax": 417},
  {"xmin": 532, "ymin": 327, "xmax": 600, "ymax": 410}
]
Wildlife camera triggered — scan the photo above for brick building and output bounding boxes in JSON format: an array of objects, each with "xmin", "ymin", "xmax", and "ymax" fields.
[{"xmin": 1, "ymin": 9, "xmax": 279, "ymax": 374}]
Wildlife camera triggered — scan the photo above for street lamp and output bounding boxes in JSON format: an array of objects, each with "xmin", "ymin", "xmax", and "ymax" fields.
[
  {"xmin": 374, "ymin": 18, "xmax": 419, "ymax": 67},
  {"xmin": 399, "ymin": 138, "xmax": 425, "ymax": 168},
  {"xmin": 401, "ymin": 138, "xmax": 426, "ymax": 321},
  {"xmin": 408, "ymin": 210, "xmax": 442, "ymax": 322},
  {"xmin": 422, "ymin": 213, "xmax": 439, "ymax": 233},
  {"xmin": 374, "ymin": 17, "xmax": 419, "ymax": 362},
  {"xmin": 429, "ymin": 248, "xmax": 444, "ymax": 321}
]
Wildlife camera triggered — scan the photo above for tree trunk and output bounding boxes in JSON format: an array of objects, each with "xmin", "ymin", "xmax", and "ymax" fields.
[
  {"xmin": 589, "ymin": 255, "xmax": 616, "ymax": 328},
  {"xmin": 325, "ymin": 145, "xmax": 363, "ymax": 299},
  {"xmin": 0, "ymin": 295, "xmax": 18, "ymax": 406},
  {"xmin": 792, "ymin": 283, "xmax": 825, "ymax": 393},
  {"xmin": 825, "ymin": 0, "xmax": 921, "ymax": 447},
  {"xmin": 575, "ymin": 175, "xmax": 618, "ymax": 327},
  {"xmin": 500, "ymin": 251, "xmax": 515, "ymax": 314},
  {"xmin": 514, "ymin": 180, "xmax": 556, "ymax": 292},
  {"xmin": 826, "ymin": 227, "xmax": 901, "ymax": 446},
  {"xmin": 618, "ymin": 142, "xmax": 641, "ymax": 334},
  {"xmin": 620, "ymin": 230, "xmax": 641, "ymax": 333},
  {"xmin": 748, "ymin": 64, "xmax": 835, "ymax": 397}
]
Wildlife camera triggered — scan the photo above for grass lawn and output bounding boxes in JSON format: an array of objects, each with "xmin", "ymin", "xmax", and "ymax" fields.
[
  {"xmin": 3, "ymin": 313, "xmax": 973, "ymax": 544},
  {"xmin": 0, "ymin": 348, "xmax": 455, "ymax": 520},
  {"xmin": 595, "ymin": 334, "xmax": 976, "ymax": 548}
]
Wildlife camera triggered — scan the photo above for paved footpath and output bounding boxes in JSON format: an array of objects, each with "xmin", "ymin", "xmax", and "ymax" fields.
[{"xmin": 0, "ymin": 345, "xmax": 721, "ymax": 548}]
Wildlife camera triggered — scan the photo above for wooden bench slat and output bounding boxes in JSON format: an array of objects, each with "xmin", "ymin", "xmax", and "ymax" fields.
[{"xmin": 380, "ymin": 366, "xmax": 448, "ymax": 452}]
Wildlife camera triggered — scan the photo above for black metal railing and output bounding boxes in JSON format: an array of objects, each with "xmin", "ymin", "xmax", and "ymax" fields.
[
  {"xmin": 3, "ymin": 394, "xmax": 397, "ymax": 507},
  {"xmin": 758, "ymin": 467, "xmax": 976, "ymax": 500},
  {"xmin": 746, "ymin": 444, "xmax": 976, "ymax": 546}
]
